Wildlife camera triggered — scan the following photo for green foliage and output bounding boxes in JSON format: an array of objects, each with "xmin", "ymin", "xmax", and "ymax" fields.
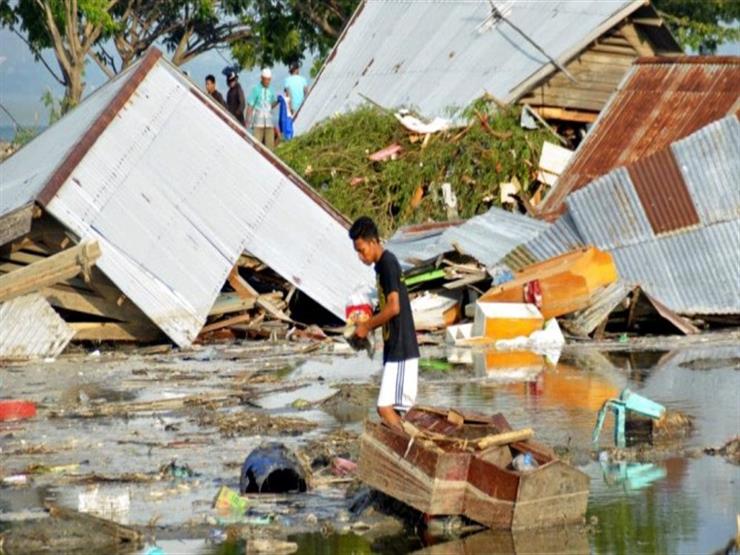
[
  {"xmin": 11, "ymin": 126, "xmax": 38, "ymax": 147},
  {"xmin": 276, "ymin": 103, "xmax": 558, "ymax": 237},
  {"xmin": 231, "ymin": 0, "xmax": 359, "ymax": 69},
  {"xmin": 656, "ymin": 0, "xmax": 740, "ymax": 53},
  {"xmin": 41, "ymin": 90, "xmax": 65, "ymax": 125}
]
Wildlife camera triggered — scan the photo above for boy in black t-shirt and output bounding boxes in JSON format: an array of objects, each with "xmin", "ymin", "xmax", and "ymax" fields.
[{"xmin": 349, "ymin": 217, "xmax": 420, "ymax": 430}]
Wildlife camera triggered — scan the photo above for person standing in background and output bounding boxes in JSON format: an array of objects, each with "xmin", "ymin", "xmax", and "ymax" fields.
[
  {"xmin": 246, "ymin": 68, "xmax": 278, "ymax": 150},
  {"xmin": 283, "ymin": 63, "xmax": 309, "ymax": 114},
  {"xmin": 226, "ymin": 71, "xmax": 246, "ymax": 125},
  {"xmin": 205, "ymin": 75, "xmax": 226, "ymax": 107}
]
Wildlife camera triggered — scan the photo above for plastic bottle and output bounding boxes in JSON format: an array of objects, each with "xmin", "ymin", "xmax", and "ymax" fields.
[{"xmin": 512, "ymin": 452, "xmax": 539, "ymax": 472}]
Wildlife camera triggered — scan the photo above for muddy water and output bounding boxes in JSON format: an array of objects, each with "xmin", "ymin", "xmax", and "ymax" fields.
[{"xmin": 1, "ymin": 339, "xmax": 738, "ymax": 554}]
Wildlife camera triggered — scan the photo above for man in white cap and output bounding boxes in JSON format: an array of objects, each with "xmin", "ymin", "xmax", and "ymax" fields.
[{"xmin": 246, "ymin": 68, "xmax": 279, "ymax": 149}]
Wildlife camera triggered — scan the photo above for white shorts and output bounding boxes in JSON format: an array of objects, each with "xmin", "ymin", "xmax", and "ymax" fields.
[{"xmin": 378, "ymin": 358, "xmax": 419, "ymax": 410}]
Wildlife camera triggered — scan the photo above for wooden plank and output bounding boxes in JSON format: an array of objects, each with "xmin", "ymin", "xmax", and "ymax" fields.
[
  {"xmin": 0, "ymin": 240, "xmax": 101, "ymax": 302},
  {"xmin": 209, "ymin": 292, "xmax": 257, "ymax": 316},
  {"xmin": 70, "ymin": 321, "xmax": 161, "ymax": 342},
  {"xmin": 42, "ymin": 284, "xmax": 133, "ymax": 321},
  {"xmin": 532, "ymin": 107, "xmax": 598, "ymax": 123},
  {"xmin": 0, "ymin": 204, "xmax": 33, "ymax": 247},
  {"xmin": 200, "ymin": 313, "xmax": 252, "ymax": 334},
  {"xmin": 621, "ymin": 23, "xmax": 656, "ymax": 57},
  {"xmin": 228, "ymin": 266, "xmax": 291, "ymax": 322}
]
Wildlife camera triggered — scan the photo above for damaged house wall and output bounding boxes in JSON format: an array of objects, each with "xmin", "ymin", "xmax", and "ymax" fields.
[
  {"xmin": 294, "ymin": 0, "xmax": 679, "ymax": 135},
  {"xmin": 0, "ymin": 49, "xmax": 373, "ymax": 347}
]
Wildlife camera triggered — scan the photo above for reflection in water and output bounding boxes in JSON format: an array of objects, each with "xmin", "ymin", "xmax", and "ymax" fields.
[
  {"xmin": 600, "ymin": 461, "xmax": 667, "ymax": 492},
  {"xmin": 412, "ymin": 525, "xmax": 589, "ymax": 554}
]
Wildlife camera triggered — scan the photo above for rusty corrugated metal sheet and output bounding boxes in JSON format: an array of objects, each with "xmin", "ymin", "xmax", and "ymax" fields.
[
  {"xmin": 564, "ymin": 115, "xmax": 740, "ymax": 314},
  {"xmin": 0, "ymin": 293, "xmax": 75, "ymax": 360},
  {"xmin": 541, "ymin": 56, "xmax": 740, "ymax": 215},
  {"xmin": 628, "ymin": 148, "xmax": 699, "ymax": 234}
]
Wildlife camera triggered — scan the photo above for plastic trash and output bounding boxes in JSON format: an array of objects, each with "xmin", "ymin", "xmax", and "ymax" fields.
[{"xmin": 512, "ymin": 452, "xmax": 539, "ymax": 472}]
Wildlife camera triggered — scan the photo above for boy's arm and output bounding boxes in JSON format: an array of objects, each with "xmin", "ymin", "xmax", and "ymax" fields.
[{"xmin": 355, "ymin": 292, "xmax": 399, "ymax": 338}]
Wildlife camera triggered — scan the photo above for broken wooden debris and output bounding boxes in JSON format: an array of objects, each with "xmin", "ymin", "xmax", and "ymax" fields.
[{"xmin": 0, "ymin": 240, "xmax": 101, "ymax": 302}]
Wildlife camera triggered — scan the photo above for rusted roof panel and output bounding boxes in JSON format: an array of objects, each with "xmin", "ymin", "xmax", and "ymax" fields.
[
  {"xmin": 541, "ymin": 56, "xmax": 740, "ymax": 214},
  {"xmin": 628, "ymin": 148, "xmax": 699, "ymax": 234}
]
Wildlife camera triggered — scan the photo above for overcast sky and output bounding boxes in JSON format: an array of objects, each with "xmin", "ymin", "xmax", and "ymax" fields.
[{"xmin": 0, "ymin": 28, "xmax": 737, "ymax": 128}]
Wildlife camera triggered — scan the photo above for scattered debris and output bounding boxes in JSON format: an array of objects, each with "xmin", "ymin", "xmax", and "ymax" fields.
[{"xmin": 705, "ymin": 438, "xmax": 740, "ymax": 465}]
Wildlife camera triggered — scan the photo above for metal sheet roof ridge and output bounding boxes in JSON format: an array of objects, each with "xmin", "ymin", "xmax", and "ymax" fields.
[
  {"xmin": 156, "ymin": 57, "xmax": 352, "ymax": 229},
  {"xmin": 37, "ymin": 48, "xmax": 163, "ymax": 206},
  {"xmin": 634, "ymin": 55, "xmax": 740, "ymax": 65}
]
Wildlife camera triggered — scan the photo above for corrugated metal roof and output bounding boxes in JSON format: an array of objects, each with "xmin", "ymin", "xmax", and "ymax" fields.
[
  {"xmin": 541, "ymin": 55, "xmax": 740, "ymax": 215},
  {"xmin": 1, "ymin": 49, "xmax": 374, "ymax": 346},
  {"xmin": 609, "ymin": 220, "xmax": 740, "ymax": 314},
  {"xmin": 386, "ymin": 207, "xmax": 547, "ymax": 269},
  {"xmin": 0, "ymin": 293, "xmax": 75, "ymax": 360},
  {"xmin": 0, "ymin": 65, "xmax": 134, "ymax": 219},
  {"xmin": 295, "ymin": 0, "xmax": 647, "ymax": 134},
  {"xmin": 564, "ymin": 116, "xmax": 740, "ymax": 314},
  {"xmin": 507, "ymin": 210, "xmax": 585, "ymax": 270},
  {"xmin": 440, "ymin": 207, "xmax": 548, "ymax": 268},
  {"xmin": 671, "ymin": 116, "xmax": 740, "ymax": 225}
]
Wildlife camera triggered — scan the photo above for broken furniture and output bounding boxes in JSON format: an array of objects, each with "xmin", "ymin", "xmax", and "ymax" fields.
[
  {"xmin": 358, "ymin": 406, "xmax": 589, "ymax": 529},
  {"xmin": 592, "ymin": 388, "xmax": 665, "ymax": 448}
]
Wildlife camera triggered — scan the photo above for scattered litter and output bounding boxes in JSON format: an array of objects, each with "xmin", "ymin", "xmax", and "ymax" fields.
[
  {"xmin": 0, "ymin": 400, "xmax": 36, "ymax": 421},
  {"xmin": 77, "ymin": 486, "xmax": 131, "ymax": 524}
]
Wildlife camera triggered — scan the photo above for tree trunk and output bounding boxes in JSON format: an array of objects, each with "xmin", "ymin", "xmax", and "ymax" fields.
[{"xmin": 63, "ymin": 64, "xmax": 85, "ymax": 111}]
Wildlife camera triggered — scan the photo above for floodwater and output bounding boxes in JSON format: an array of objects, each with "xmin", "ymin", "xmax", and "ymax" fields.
[{"xmin": 1, "ymin": 335, "xmax": 738, "ymax": 554}]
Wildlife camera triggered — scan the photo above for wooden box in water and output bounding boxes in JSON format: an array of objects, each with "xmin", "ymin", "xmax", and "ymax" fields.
[
  {"xmin": 357, "ymin": 407, "xmax": 590, "ymax": 530},
  {"xmin": 358, "ymin": 408, "xmax": 510, "ymax": 515}
]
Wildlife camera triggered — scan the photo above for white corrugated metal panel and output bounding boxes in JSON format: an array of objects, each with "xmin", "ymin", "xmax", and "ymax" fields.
[
  {"xmin": 0, "ymin": 293, "xmax": 75, "ymax": 360},
  {"xmin": 386, "ymin": 225, "xmax": 450, "ymax": 270},
  {"xmin": 610, "ymin": 220, "xmax": 740, "ymax": 314},
  {"xmin": 45, "ymin": 61, "xmax": 373, "ymax": 346},
  {"xmin": 387, "ymin": 207, "xmax": 546, "ymax": 270},
  {"xmin": 672, "ymin": 116, "xmax": 740, "ymax": 225},
  {"xmin": 439, "ymin": 207, "xmax": 548, "ymax": 268},
  {"xmin": 295, "ymin": 0, "xmax": 641, "ymax": 134},
  {"xmin": 0, "ymin": 67, "xmax": 133, "ymax": 218},
  {"xmin": 567, "ymin": 167, "xmax": 655, "ymax": 250}
]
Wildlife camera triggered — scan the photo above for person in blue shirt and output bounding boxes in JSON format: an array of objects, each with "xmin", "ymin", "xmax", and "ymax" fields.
[
  {"xmin": 246, "ymin": 68, "xmax": 278, "ymax": 149},
  {"xmin": 283, "ymin": 63, "xmax": 309, "ymax": 113}
]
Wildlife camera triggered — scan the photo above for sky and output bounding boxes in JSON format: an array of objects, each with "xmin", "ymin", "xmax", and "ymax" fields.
[
  {"xmin": 0, "ymin": 27, "xmax": 738, "ymax": 128},
  {"xmin": 0, "ymin": 28, "xmax": 300, "ymax": 127}
]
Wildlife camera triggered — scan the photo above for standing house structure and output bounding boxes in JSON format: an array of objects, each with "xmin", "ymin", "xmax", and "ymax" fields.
[
  {"xmin": 0, "ymin": 49, "xmax": 373, "ymax": 347},
  {"xmin": 294, "ymin": 0, "xmax": 680, "ymax": 135}
]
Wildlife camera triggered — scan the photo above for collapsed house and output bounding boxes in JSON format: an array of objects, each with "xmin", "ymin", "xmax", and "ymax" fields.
[
  {"xmin": 294, "ymin": 0, "xmax": 679, "ymax": 135},
  {"xmin": 515, "ymin": 115, "xmax": 740, "ymax": 318},
  {"xmin": 509, "ymin": 56, "xmax": 740, "ymax": 320},
  {"xmin": 0, "ymin": 48, "xmax": 373, "ymax": 357},
  {"xmin": 539, "ymin": 56, "xmax": 740, "ymax": 217}
]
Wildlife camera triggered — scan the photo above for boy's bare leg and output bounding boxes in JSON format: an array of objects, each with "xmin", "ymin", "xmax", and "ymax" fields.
[{"xmin": 378, "ymin": 406, "xmax": 403, "ymax": 431}]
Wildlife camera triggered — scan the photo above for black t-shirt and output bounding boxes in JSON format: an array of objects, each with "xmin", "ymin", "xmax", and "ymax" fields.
[{"xmin": 375, "ymin": 250, "xmax": 420, "ymax": 363}]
